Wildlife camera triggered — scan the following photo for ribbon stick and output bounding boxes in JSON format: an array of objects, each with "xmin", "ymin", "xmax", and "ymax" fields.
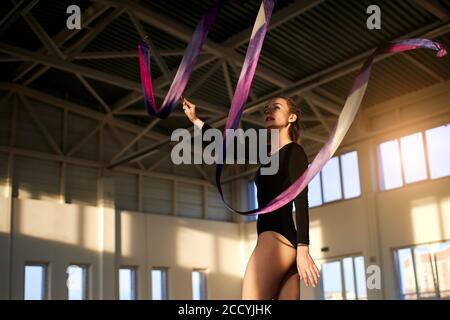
[
  {"xmin": 138, "ymin": 0, "xmax": 226, "ymax": 119},
  {"xmin": 138, "ymin": 1, "xmax": 447, "ymax": 215}
]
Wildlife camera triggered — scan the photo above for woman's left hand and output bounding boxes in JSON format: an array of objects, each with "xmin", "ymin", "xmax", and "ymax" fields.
[{"xmin": 296, "ymin": 245, "xmax": 320, "ymax": 287}]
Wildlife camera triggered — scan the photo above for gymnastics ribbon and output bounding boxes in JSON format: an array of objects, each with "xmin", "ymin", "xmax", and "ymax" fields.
[{"xmin": 138, "ymin": 1, "xmax": 447, "ymax": 215}]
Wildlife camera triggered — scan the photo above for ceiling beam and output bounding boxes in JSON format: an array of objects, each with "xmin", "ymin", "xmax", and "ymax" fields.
[
  {"xmin": 1, "ymin": 43, "xmax": 142, "ymax": 91},
  {"xmin": 304, "ymin": 96, "xmax": 331, "ymax": 134},
  {"xmin": 13, "ymin": 2, "xmax": 110, "ymax": 81},
  {"xmin": 207, "ymin": 21, "xmax": 450, "ymax": 123},
  {"xmin": 222, "ymin": 0, "xmax": 323, "ymax": 49},
  {"xmin": 19, "ymin": 94, "xmax": 63, "ymax": 155},
  {"xmin": 127, "ymin": 9, "xmax": 173, "ymax": 83},
  {"xmin": 18, "ymin": 8, "xmax": 124, "ymax": 85},
  {"xmin": 415, "ymin": 0, "xmax": 450, "ymax": 22},
  {"xmin": 0, "ymin": 83, "xmax": 166, "ymax": 142},
  {"xmin": 402, "ymin": 54, "xmax": 446, "ymax": 82},
  {"xmin": 22, "ymin": 11, "xmax": 113, "ymax": 114},
  {"xmin": 95, "ymin": 0, "xmax": 293, "ymax": 88}
]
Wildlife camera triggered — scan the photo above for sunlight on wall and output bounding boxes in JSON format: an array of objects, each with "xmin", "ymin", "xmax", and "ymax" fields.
[
  {"xmin": 174, "ymin": 225, "xmax": 241, "ymax": 278},
  {"xmin": 176, "ymin": 226, "xmax": 215, "ymax": 268},
  {"xmin": 17, "ymin": 198, "xmax": 103, "ymax": 252},
  {"xmin": 309, "ymin": 220, "xmax": 324, "ymax": 259},
  {"xmin": 0, "ymin": 198, "xmax": 9, "ymax": 233},
  {"xmin": 240, "ymin": 238, "xmax": 257, "ymax": 277},
  {"xmin": 2, "ymin": 178, "xmax": 10, "ymax": 198},
  {"xmin": 120, "ymin": 211, "xmax": 146, "ymax": 258},
  {"xmin": 410, "ymin": 197, "xmax": 441, "ymax": 243},
  {"xmin": 215, "ymin": 236, "xmax": 241, "ymax": 276},
  {"xmin": 439, "ymin": 196, "xmax": 450, "ymax": 239}
]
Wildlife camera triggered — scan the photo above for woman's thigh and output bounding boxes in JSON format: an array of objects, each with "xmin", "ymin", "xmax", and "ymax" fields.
[
  {"xmin": 276, "ymin": 266, "xmax": 300, "ymax": 300},
  {"xmin": 242, "ymin": 231, "xmax": 297, "ymax": 300}
]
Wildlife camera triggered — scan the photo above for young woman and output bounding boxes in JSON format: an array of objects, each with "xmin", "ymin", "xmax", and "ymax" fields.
[{"xmin": 182, "ymin": 96, "xmax": 320, "ymax": 299}]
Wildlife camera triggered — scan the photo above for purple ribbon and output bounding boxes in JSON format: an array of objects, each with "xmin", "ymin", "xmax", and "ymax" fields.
[{"xmin": 138, "ymin": 1, "xmax": 448, "ymax": 215}]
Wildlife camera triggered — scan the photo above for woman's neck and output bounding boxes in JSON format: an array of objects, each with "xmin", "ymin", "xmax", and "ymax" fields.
[{"xmin": 270, "ymin": 128, "xmax": 293, "ymax": 155}]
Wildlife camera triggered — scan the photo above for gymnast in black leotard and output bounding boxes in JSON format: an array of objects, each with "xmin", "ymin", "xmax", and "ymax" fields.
[
  {"xmin": 255, "ymin": 141, "xmax": 310, "ymax": 248},
  {"xmin": 199, "ymin": 122, "xmax": 310, "ymax": 248},
  {"xmin": 182, "ymin": 96, "xmax": 320, "ymax": 299}
]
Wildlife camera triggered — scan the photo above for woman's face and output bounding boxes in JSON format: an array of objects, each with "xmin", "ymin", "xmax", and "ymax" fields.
[{"xmin": 263, "ymin": 97, "xmax": 294, "ymax": 129}]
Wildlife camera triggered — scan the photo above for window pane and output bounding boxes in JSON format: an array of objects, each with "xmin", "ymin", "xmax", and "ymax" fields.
[
  {"xmin": 343, "ymin": 258, "xmax": 356, "ymax": 299},
  {"xmin": 24, "ymin": 265, "xmax": 46, "ymax": 300},
  {"xmin": 413, "ymin": 246, "xmax": 437, "ymax": 298},
  {"xmin": 425, "ymin": 124, "xmax": 450, "ymax": 179},
  {"xmin": 152, "ymin": 269, "xmax": 167, "ymax": 300},
  {"xmin": 379, "ymin": 140, "xmax": 403, "ymax": 190},
  {"xmin": 119, "ymin": 268, "xmax": 135, "ymax": 300},
  {"xmin": 400, "ymin": 132, "xmax": 427, "ymax": 184},
  {"xmin": 354, "ymin": 256, "xmax": 367, "ymax": 299},
  {"xmin": 341, "ymin": 151, "xmax": 361, "ymax": 199},
  {"xmin": 308, "ymin": 165, "xmax": 322, "ymax": 207},
  {"xmin": 248, "ymin": 181, "xmax": 257, "ymax": 209},
  {"xmin": 246, "ymin": 181, "xmax": 258, "ymax": 222},
  {"xmin": 67, "ymin": 265, "xmax": 87, "ymax": 300},
  {"xmin": 321, "ymin": 157, "xmax": 342, "ymax": 202},
  {"xmin": 435, "ymin": 242, "xmax": 450, "ymax": 298},
  {"xmin": 321, "ymin": 261, "xmax": 343, "ymax": 300},
  {"xmin": 192, "ymin": 270, "xmax": 206, "ymax": 300},
  {"xmin": 395, "ymin": 248, "xmax": 417, "ymax": 299}
]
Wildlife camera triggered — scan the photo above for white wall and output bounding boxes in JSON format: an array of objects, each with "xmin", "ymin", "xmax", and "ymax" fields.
[{"xmin": 0, "ymin": 196, "xmax": 242, "ymax": 300}]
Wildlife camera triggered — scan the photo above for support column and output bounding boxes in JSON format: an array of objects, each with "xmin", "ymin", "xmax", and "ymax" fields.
[
  {"xmin": 358, "ymin": 137, "xmax": 384, "ymax": 300},
  {"xmin": 97, "ymin": 173, "xmax": 116, "ymax": 299},
  {"xmin": 0, "ymin": 153, "xmax": 14, "ymax": 299}
]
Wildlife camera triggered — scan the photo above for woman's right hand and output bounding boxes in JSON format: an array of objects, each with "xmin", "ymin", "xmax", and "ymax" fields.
[
  {"xmin": 182, "ymin": 97, "xmax": 204, "ymax": 128},
  {"xmin": 182, "ymin": 98, "xmax": 198, "ymax": 123}
]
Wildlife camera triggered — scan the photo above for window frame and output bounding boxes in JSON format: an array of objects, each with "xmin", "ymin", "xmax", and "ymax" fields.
[
  {"xmin": 392, "ymin": 240, "xmax": 450, "ymax": 300},
  {"xmin": 376, "ymin": 122, "xmax": 450, "ymax": 192},
  {"xmin": 318, "ymin": 254, "xmax": 367, "ymax": 300}
]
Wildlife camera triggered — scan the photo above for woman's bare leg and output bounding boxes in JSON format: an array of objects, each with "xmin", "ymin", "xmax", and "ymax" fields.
[
  {"xmin": 276, "ymin": 266, "xmax": 299, "ymax": 300},
  {"xmin": 242, "ymin": 231, "xmax": 297, "ymax": 300}
]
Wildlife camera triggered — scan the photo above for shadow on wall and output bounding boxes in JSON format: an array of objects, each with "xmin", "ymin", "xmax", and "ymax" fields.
[
  {"xmin": 3, "ymin": 197, "xmax": 245, "ymax": 300},
  {"xmin": 120, "ymin": 210, "xmax": 243, "ymax": 299},
  {"xmin": 1, "ymin": 228, "xmax": 244, "ymax": 300}
]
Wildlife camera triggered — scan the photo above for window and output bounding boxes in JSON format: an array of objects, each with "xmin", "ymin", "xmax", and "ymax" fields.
[
  {"xmin": 308, "ymin": 165, "xmax": 323, "ymax": 207},
  {"xmin": 322, "ymin": 157, "xmax": 342, "ymax": 202},
  {"xmin": 321, "ymin": 261, "xmax": 343, "ymax": 300},
  {"xmin": 379, "ymin": 139, "xmax": 403, "ymax": 190},
  {"xmin": 151, "ymin": 268, "xmax": 168, "ymax": 300},
  {"xmin": 67, "ymin": 265, "xmax": 88, "ymax": 300},
  {"xmin": 394, "ymin": 241, "xmax": 450, "ymax": 299},
  {"xmin": 400, "ymin": 133, "xmax": 427, "ymax": 184},
  {"xmin": 425, "ymin": 124, "xmax": 450, "ymax": 179},
  {"xmin": 320, "ymin": 255, "xmax": 366, "ymax": 300},
  {"xmin": 24, "ymin": 264, "xmax": 47, "ymax": 300},
  {"xmin": 312, "ymin": 151, "xmax": 361, "ymax": 207},
  {"xmin": 341, "ymin": 151, "xmax": 361, "ymax": 199},
  {"xmin": 251, "ymin": 150, "xmax": 361, "ymax": 210},
  {"xmin": 192, "ymin": 269, "xmax": 207, "ymax": 300},
  {"xmin": 119, "ymin": 267, "xmax": 136, "ymax": 300},
  {"xmin": 378, "ymin": 124, "xmax": 450, "ymax": 191},
  {"xmin": 245, "ymin": 181, "xmax": 258, "ymax": 222}
]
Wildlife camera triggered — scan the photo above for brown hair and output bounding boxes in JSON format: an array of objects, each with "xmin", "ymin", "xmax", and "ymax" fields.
[{"xmin": 278, "ymin": 96, "xmax": 302, "ymax": 144}]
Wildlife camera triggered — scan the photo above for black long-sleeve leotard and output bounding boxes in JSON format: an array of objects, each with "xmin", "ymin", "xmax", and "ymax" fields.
[{"xmin": 201, "ymin": 122, "xmax": 310, "ymax": 248}]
